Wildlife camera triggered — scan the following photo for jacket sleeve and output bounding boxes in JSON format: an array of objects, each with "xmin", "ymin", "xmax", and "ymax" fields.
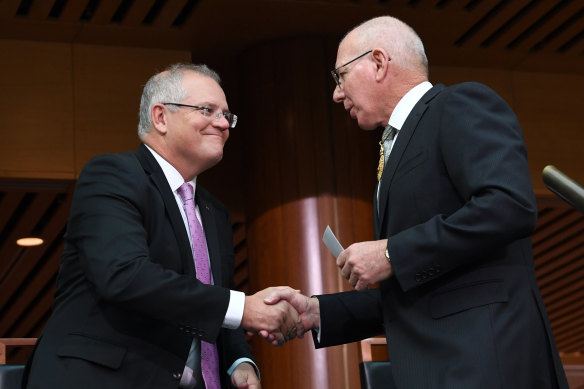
[{"xmin": 389, "ymin": 82, "xmax": 537, "ymax": 292}]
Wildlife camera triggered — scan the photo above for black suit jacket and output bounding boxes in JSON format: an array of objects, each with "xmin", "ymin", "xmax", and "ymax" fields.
[
  {"xmin": 315, "ymin": 83, "xmax": 569, "ymax": 388},
  {"xmin": 24, "ymin": 144, "xmax": 253, "ymax": 389}
]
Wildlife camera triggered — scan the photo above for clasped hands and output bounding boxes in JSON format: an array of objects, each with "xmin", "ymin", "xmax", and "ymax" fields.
[
  {"xmin": 241, "ymin": 287, "xmax": 319, "ymax": 346},
  {"xmin": 242, "ymin": 239, "xmax": 391, "ymax": 346}
]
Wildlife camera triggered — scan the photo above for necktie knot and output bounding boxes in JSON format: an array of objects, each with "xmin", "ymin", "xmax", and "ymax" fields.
[{"xmin": 177, "ymin": 182, "xmax": 194, "ymax": 203}]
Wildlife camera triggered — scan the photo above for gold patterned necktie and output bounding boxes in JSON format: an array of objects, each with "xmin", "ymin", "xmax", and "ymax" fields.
[{"xmin": 377, "ymin": 126, "xmax": 397, "ymax": 181}]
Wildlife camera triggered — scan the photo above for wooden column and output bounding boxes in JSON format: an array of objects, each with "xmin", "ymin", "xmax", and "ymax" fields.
[{"xmin": 241, "ymin": 38, "xmax": 379, "ymax": 389}]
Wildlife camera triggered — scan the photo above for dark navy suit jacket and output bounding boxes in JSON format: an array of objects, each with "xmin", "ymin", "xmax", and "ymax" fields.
[
  {"xmin": 24, "ymin": 144, "xmax": 252, "ymax": 389},
  {"xmin": 315, "ymin": 83, "xmax": 568, "ymax": 389}
]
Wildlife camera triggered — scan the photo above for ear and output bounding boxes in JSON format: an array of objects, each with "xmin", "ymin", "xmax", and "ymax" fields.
[
  {"xmin": 151, "ymin": 103, "xmax": 168, "ymax": 135},
  {"xmin": 371, "ymin": 48, "xmax": 390, "ymax": 82}
]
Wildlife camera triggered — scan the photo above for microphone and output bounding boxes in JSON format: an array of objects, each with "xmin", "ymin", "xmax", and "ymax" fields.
[{"xmin": 542, "ymin": 165, "xmax": 584, "ymax": 214}]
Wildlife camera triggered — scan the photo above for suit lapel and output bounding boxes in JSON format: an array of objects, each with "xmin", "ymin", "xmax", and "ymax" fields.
[
  {"xmin": 377, "ymin": 85, "xmax": 443, "ymax": 232},
  {"xmin": 195, "ymin": 191, "xmax": 223, "ymax": 287},
  {"xmin": 135, "ymin": 144, "xmax": 195, "ymax": 276}
]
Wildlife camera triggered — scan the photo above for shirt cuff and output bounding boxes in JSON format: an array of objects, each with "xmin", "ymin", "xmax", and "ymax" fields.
[
  {"xmin": 223, "ymin": 290, "xmax": 245, "ymax": 329},
  {"xmin": 227, "ymin": 358, "xmax": 261, "ymax": 381}
]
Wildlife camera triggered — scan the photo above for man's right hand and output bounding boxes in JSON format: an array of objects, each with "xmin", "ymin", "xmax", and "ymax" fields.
[
  {"xmin": 261, "ymin": 289, "xmax": 320, "ymax": 344},
  {"xmin": 241, "ymin": 286, "xmax": 305, "ymax": 346}
]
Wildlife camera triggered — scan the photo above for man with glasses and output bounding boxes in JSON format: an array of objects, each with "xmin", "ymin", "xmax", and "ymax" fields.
[
  {"xmin": 23, "ymin": 63, "xmax": 304, "ymax": 389},
  {"xmin": 265, "ymin": 16, "xmax": 568, "ymax": 389}
]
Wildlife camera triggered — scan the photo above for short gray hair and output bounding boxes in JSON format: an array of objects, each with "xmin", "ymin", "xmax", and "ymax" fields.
[
  {"xmin": 137, "ymin": 63, "xmax": 221, "ymax": 138},
  {"xmin": 347, "ymin": 16, "xmax": 428, "ymax": 78}
]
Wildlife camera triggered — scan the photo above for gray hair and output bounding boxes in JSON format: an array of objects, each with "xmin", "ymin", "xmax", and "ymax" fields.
[
  {"xmin": 137, "ymin": 63, "xmax": 221, "ymax": 138},
  {"xmin": 347, "ymin": 16, "xmax": 428, "ymax": 78}
]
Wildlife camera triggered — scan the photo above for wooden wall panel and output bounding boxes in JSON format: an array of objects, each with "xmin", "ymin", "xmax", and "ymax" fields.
[
  {"xmin": 427, "ymin": 66, "xmax": 584, "ymax": 195},
  {"xmin": 0, "ymin": 40, "xmax": 190, "ymax": 179},
  {"xmin": 512, "ymin": 72, "xmax": 584, "ymax": 193},
  {"xmin": 242, "ymin": 37, "xmax": 378, "ymax": 389},
  {"xmin": 72, "ymin": 44, "xmax": 190, "ymax": 174},
  {"xmin": 0, "ymin": 40, "xmax": 75, "ymax": 179}
]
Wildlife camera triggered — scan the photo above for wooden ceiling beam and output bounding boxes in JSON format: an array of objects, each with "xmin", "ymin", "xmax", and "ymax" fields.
[
  {"xmin": 532, "ymin": 215, "xmax": 584, "ymax": 257},
  {"xmin": 153, "ymin": 0, "xmax": 188, "ymax": 29},
  {"xmin": 27, "ymin": 0, "xmax": 56, "ymax": 21},
  {"xmin": 455, "ymin": 0, "xmax": 532, "ymax": 48},
  {"xmin": 91, "ymin": 0, "xmax": 123, "ymax": 25},
  {"xmin": 59, "ymin": 0, "xmax": 90, "ymax": 23},
  {"xmin": 537, "ymin": 249, "xmax": 584, "ymax": 291},
  {"xmin": 489, "ymin": 0, "xmax": 562, "ymax": 50},
  {"xmin": 120, "ymin": 0, "xmax": 157, "ymax": 27},
  {"xmin": 6, "ymin": 284, "xmax": 55, "ymax": 338},
  {"xmin": 0, "ymin": 241, "xmax": 63, "ymax": 336},
  {"xmin": 512, "ymin": 0, "xmax": 583, "ymax": 51},
  {"xmin": 0, "ymin": 0, "xmax": 21, "ymax": 20},
  {"xmin": 0, "ymin": 189, "xmax": 71, "ymax": 311},
  {"xmin": 0, "ymin": 193, "xmax": 56, "ymax": 284}
]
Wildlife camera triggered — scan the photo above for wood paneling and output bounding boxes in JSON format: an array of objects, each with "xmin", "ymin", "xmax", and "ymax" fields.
[
  {"xmin": 242, "ymin": 37, "xmax": 378, "ymax": 389},
  {"xmin": 72, "ymin": 44, "xmax": 190, "ymax": 173},
  {"xmin": 0, "ymin": 0, "xmax": 583, "ymax": 386},
  {"xmin": 0, "ymin": 40, "xmax": 75, "ymax": 179},
  {"xmin": 512, "ymin": 72, "xmax": 584, "ymax": 193}
]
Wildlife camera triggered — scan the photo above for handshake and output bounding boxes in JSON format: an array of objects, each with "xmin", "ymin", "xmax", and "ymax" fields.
[
  {"xmin": 240, "ymin": 287, "xmax": 320, "ymax": 346},
  {"xmin": 240, "ymin": 238, "xmax": 393, "ymax": 345}
]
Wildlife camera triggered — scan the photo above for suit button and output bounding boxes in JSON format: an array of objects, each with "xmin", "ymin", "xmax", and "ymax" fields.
[{"xmin": 173, "ymin": 372, "xmax": 182, "ymax": 380}]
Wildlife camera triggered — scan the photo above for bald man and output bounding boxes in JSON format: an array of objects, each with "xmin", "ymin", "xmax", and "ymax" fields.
[{"xmin": 268, "ymin": 16, "xmax": 568, "ymax": 389}]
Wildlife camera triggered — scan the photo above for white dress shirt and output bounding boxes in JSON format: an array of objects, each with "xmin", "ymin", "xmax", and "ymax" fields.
[{"xmin": 144, "ymin": 145, "xmax": 256, "ymax": 387}]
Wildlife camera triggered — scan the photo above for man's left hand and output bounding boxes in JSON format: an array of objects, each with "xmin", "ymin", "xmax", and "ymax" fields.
[
  {"xmin": 231, "ymin": 362, "xmax": 261, "ymax": 389},
  {"xmin": 337, "ymin": 239, "xmax": 392, "ymax": 291}
]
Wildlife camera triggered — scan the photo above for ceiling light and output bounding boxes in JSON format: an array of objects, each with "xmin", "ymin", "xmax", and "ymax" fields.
[{"xmin": 16, "ymin": 237, "xmax": 44, "ymax": 247}]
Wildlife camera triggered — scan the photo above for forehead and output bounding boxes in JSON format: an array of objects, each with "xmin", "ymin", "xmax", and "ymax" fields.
[
  {"xmin": 336, "ymin": 32, "xmax": 360, "ymax": 66},
  {"xmin": 181, "ymin": 72, "xmax": 227, "ymax": 106}
]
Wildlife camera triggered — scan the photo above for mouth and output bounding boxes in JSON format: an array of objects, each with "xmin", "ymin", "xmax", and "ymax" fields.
[
  {"xmin": 203, "ymin": 129, "xmax": 228, "ymax": 138},
  {"xmin": 348, "ymin": 107, "xmax": 356, "ymax": 118}
]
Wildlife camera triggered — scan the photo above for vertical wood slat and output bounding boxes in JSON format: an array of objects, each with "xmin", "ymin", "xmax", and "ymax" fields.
[
  {"xmin": 0, "ymin": 190, "xmax": 70, "ymax": 337},
  {"xmin": 561, "ymin": 31, "xmax": 584, "ymax": 55},
  {"xmin": 91, "ymin": 0, "xmax": 123, "ymax": 24},
  {"xmin": 27, "ymin": 0, "xmax": 57, "ymax": 20},
  {"xmin": 488, "ymin": 0, "xmax": 562, "ymax": 49},
  {"xmin": 510, "ymin": 0, "xmax": 581, "ymax": 50},
  {"xmin": 153, "ymin": 0, "xmax": 188, "ymax": 28},
  {"xmin": 0, "ymin": 0, "xmax": 21, "ymax": 20},
  {"xmin": 59, "ymin": 0, "xmax": 91, "ymax": 23},
  {"xmin": 537, "ymin": 12, "xmax": 584, "ymax": 52},
  {"xmin": 0, "ymin": 193, "xmax": 56, "ymax": 289},
  {"xmin": 120, "ymin": 0, "xmax": 157, "ymax": 26},
  {"xmin": 459, "ymin": 0, "xmax": 533, "ymax": 47}
]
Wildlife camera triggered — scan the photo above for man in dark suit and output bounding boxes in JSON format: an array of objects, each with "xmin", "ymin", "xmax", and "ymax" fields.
[
  {"xmin": 265, "ymin": 16, "xmax": 569, "ymax": 388},
  {"xmin": 23, "ymin": 63, "xmax": 303, "ymax": 389}
]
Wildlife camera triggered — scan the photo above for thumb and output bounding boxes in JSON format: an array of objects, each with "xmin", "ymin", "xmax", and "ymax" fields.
[{"xmin": 263, "ymin": 294, "xmax": 280, "ymax": 304}]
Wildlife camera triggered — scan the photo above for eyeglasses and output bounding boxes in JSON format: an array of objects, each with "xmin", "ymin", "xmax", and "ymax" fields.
[
  {"xmin": 330, "ymin": 50, "xmax": 372, "ymax": 88},
  {"xmin": 162, "ymin": 102, "xmax": 238, "ymax": 128}
]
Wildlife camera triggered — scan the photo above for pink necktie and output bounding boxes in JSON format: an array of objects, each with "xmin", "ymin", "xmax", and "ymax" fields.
[{"xmin": 177, "ymin": 182, "xmax": 221, "ymax": 389}]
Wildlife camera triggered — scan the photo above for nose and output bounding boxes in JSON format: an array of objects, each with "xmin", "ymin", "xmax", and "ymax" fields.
[
  {"xmin": 332, "ymin": 85, "xmax": 344, "ymax": 103},
  {"xmin": 213, "ymin": 115, "xmax": 231, "ymax": 130}
]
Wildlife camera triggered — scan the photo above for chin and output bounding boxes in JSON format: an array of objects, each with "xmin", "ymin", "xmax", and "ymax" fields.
[{"xmin": 356, "ymin": 119, "xmax": 378, "ymax": 131}]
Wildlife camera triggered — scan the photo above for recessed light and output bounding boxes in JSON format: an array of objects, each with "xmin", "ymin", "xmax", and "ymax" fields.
[{"xmin": 16, "ymin": 237, "xmax": 44, "ymax": 247}]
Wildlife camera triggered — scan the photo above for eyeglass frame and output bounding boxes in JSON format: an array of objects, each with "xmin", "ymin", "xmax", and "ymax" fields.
[
  {"xmin": 161, "ymin": 102, "xmax": 238, "ymax": 129},
  {"xmin": 330, "ymin": 49, "xmax": 373, "ymax": 88}
]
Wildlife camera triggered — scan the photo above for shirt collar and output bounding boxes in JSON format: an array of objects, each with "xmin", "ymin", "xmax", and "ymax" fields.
[
  {"xmin": 144, "ymin": 144, "xmax": 197, "ymax": 195},
  {"xmin": 388, "ymin": 81, "xmax": 433, "ymax": 130}
]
